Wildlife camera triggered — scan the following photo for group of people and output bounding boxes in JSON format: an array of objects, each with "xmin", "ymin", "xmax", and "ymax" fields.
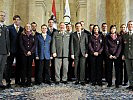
[{"xmin": 0, "ymin": 11, "xmax": 133, "ymax": 91}]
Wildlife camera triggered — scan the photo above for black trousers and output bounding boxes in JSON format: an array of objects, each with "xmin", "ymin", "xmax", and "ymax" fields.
[
  {"xmin": 74, "ymin": 55, "xmax": 86, "ymax": 82},
  {"xmin": 50, "ymin": 59, "xmax": 55, "ymax": 81},
  {"xmin": 34, "ymin": 54, "xmax": 40, "ymax": 83},
  {"xmin": 86, "ymin": 56, "xmax": 91, "ymax": 82},
  {"xmin": 36, "ymin": 59, "xmax": 50, "ymax": 83},
  {"xmin": 106, "ymin": 58, "xmax": 121, "ymax": 86},
  {"xmin": 119, "ymin": 60, "xmax": 128, "ymax": 84},
  {"xmin": 103, "ymin": 51, "xmax": 108, "ymax": 81},
  {"xmin": 21, "ymin": 54, "xmax": 34, "ymax": 84},
  {"xmin": 5, "ymin": 53, "xmax": 21, "ymax": 84},
  {"xmin": 68, "ymin": 58, "xmax": 75, "ymax": 81},
  {"xmin": 90, "ymin": 54, "xmax": 103, "ymax": 84}
]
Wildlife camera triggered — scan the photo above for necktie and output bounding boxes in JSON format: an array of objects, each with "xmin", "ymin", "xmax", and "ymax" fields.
[
  {"xmin": 78, "ymin": 33, "xmax": 81, "ymax": 40},
  {"xmin": 50, "ymin": 28, "xmax": 53, "ymax": 33},
  {"xmin": 16, "ymin": 26, "xmax": 19, "ymax": 33},
  {"xmin": 129, "ymin": 31, "xmax": 132, "ymax": 36}
]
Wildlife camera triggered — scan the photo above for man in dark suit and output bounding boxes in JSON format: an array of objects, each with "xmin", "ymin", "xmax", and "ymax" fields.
[
  {"xmin": 101, "ymin": 23, "xmax": 109, "ymax": 82},
  {"xmin": 0, "ymin": 11, "xmax": 10, "ymax": 89},
  {"xmin": 5, "ymin": 15, "xmax": 23, "ymax": 87},
  {"xmin": 47, "ymin": 19, "xmax": 57, "ymax": 37},
  {"xmin": 80, "ymin": 21, "xmax": 91, "ymax": 36},
  {"xmin": 71, "ymin": 22, "xmax": 88, "ymax": 85},
  {"xmin": 80, "ymin": 21, "xmax": 91, "ymax": 83},
  {"xmin": 47, "ymin": 19, "xmax": 57, "ymax": 82},
  {"xmin": 31, "ymin": 22, "xmax": 40, "ymax": 84},
  {"xmin": 101, "ymin": 23, "xmax": 109, "ymax": 36},
  {"xmin": 89, "ymin": 24, "xmax": 94, "ymax": 35},
  {"xmin": 66, "ymin": 23, "xmax": 74, "ymax": 81}
]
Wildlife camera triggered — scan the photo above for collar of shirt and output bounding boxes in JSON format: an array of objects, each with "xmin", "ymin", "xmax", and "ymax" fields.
[
  {"xmin": 48, "ymin": 27, "xmax": 53, "ymax": 29},
  {"xmin": 67, "ymin": 30, "xmax": 72, "ymax": 33},
  {"xmin": 42, "ymin": 33, "xmax": 47, "ymax": 36},
  {"xmin": 60, "ymin": 30, "xmax": 65, "ymax": 34},
  {"xmin": 77, "ymin": 31, "xmax": 81, "ymax": 35},
  {"xmin": 102, "ymin": 31, "xmax": 107, "ymax": 34},
  {"xmin": 48, "ymin": 27, "xmax": 53, "ymax": 31},
  {"xmin": 128, "ymin": 31, "xmax": 133, "ymax": 35},
  {"xmin": 0, "ymin": 22, "xmax": 4, "ymax": 27},
  {"xmin": 129, "ymin": 30, "xmax": 133, "ymax": 33},
  {"xmin": 14, "ymin": 24, "xmax": 20, "ymax": 29},
  {"xmin": 94, "ymin": 34, "xmax": 99, "ymax": 38}
]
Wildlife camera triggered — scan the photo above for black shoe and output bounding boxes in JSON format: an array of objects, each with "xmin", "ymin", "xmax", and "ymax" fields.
[
  {"xmin": 25, "ymin": 82, "xmax": 32, "ymax": 87},
  {"xmin": 55, "ymin": 81, "xmax": 60, "ymax": 85},
  {"xmin": 15, "ymin": 81, "xmax": 20, "ymax": 85},
  {"xmin": 107, "ymin": 84, "xmax": 112, "ymax": 87},
  {"xmin": 75, "ymin": 81, "xmax": 79, "ymax": 85},
  {"xmin": 0, "ymin": 85, "xmax": 6, "ymax": 89},
  {"xmin": 86, "ymin": 80, "xmax": 90, "ymax": 84},
  {"xmin": 35, "ymin": 82, "xmax": 41, "ymax": 85},
  {"xmin": 91, "ymin": 82, "xmax": 96, "ymax": 86},
  {"xmin": 61, "ymin": 81, "xmax": 68, "ymax": 84},
  {"xmin": 20, "ymin": 84, "xmax": 25, "ymax": 87},
  {"xmin": 6, "ymin": 83, "xmax": 11, "ymax": 88},
  {"xmin": 115, "ymin": 85, "xmax": 119, "ymax": 88},
  {"xmin": 81, "ymin": 82, "xmax": 86, "ymax": 86},
  {"xmin": 122, "ymin": 83, "xmax": 128, "ymax": 86},
  {"xmin": 97, "ymin": 83, "xmax": 102, "ymax": 86},
  {"xmin": 45, "ymin": 81, "xmax": 51, "ymax": 85},
  {"xmin": 126, "ymin": 86, "xmax": 133, "ymax": 90}
]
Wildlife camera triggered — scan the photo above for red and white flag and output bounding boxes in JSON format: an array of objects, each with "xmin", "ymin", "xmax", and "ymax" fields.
[{"xmin": 51, "ymin": 0, "xmax": 57, "ymax": 29}]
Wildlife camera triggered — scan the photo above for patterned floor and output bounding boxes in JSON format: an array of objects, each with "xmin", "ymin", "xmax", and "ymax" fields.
[{"xmin": 0, "ymin": 81, "xmax": 133, "ymax": 100}]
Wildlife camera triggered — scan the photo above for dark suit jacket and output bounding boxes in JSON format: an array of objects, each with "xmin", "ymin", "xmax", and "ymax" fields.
[
  {"xmin": 0, "ymin": 25, "xmax": 10, "ymax": 54},
  {"xmin": 47, "ymin": 28, "xmax": 57, "ymax": 55},
  {"xmin": 7, "ymin": 24, "xmax": 23, "ymax": 54},
  {"xmin": 105, "ymin": 34, "xmax": 122, "ymax": 58},
  {"xmin": 19, "ymin": 33, "xmax": 36, "ymax": 55},
  {"xmin": 71, "ymin": 31, "xmax": 88, "ymax": 57},
  {"xmin": 82, "ymin": 29, "xmax": 91, "ymax": 38},
  {"xmin": 89, "ymin": 34, "xmax": 104, "ymax": 55},
  {"xmin": 47, "ymin": 28, "xmax": 57, "ymax": 37},
  {"xmin": 36, "ymin": 34, "xmax": 51, "ymax": 60}
]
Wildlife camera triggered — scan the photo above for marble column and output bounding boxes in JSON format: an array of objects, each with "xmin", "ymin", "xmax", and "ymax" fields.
[
  {"xmin": 106, "ymin": 0, "xmax": 128, "ymax": 31},
  {"xmin": 28, "ymin": 0, "xmax": 47, "ymax": 32},
  {"xmin": 0, "ymin": 0, "xmax": 14, "ymax": 25},
  {"xmin": 86, "ymin": 0, "xmax": 106, "ymax": 29},
  {"xmin": 12, "ymin": 0, "xmax": 29, "ymax": 26},
  {"xmin": 77, "ymin": 0, "xmax": 87, "ymax": 29}
]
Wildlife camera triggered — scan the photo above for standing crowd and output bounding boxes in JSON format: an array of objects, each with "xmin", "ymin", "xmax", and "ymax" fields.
[{"xmin": 0, "ymin": 11, "xmax": 133, "ymax": 91}]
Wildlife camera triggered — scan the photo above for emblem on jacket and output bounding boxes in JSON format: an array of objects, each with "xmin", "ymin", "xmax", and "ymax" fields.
[
  {"xmin": 117, "ymin": 40, "xmax": 119, "ymax": 45},
  {"xmin": 100, "ymin": 39, "xmax": 102, "ymax": 43}
]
